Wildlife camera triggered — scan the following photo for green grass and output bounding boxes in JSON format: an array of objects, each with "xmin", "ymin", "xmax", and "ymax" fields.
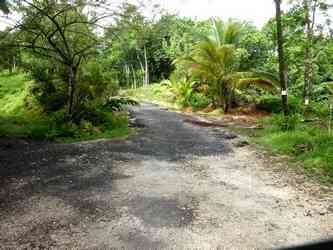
[
  {"xmin": 122, "ymin": 84, "xmax": 182, "ymax": 110},
  {"xmin": 0, "ymin": 72, "xmax": 132, "ymax": 142},
  {"xmin": 251, "ymin": 119, "xmax": 333, "ymax": 184},
  {"xmin": 0, "ymin": 72, "xmax": 49, "ymax": 139},
  {"xmin": 0, "ymin": 72, "xmax": 32, "ymax": 114},
  {"xmin": 55, "ymin": 112, "xmax": 133, "ymax": 143}
]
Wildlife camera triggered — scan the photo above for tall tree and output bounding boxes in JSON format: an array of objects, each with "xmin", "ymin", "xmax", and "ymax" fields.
[
  {"xmin": 303, "ymin": 0, "xmax": 313, "ymax": 105},
  {"xmin": 274, "ymin": 0, "xmax": 289, "ymax": 115},
  {"xmin": 10, "ymin": 0, "xmax": 101, "ymax": 116},
  {"xmin": 302, "ymin": 0, "xmax": 332, "ymax": 105}
]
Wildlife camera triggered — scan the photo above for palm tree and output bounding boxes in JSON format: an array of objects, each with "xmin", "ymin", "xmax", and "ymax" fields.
[{"xmin": 178, "ymin": 18, "xmax": 278, "ymax": 112}]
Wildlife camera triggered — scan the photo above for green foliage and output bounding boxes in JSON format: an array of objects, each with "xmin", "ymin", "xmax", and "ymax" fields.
[
  {"xmin": 256, "ymin": 126, "xmax": 333, "ymax": 183},
  {"xmin": 162, "ymin": 74, "xmax": 195, "ymax": 107},
  {"xmin": 262, "ymin": 2, "xmax": 333, "ymax": 96},
  {"xmin": 0, "ymin": 72, "xmax": 131, "ymax": 141},
  {"xmin": 310, "ymin": 102, "xmax": 331, "ymax": 118},
  {"xmin": 177, "ymin": 19, "xmax": 278, "ymax": 111},
  {"xmin": 79, "ymin": 60, "xmax": 119, "ymax": 101},
  {"xmin": 103, "ymin": 5, "xmax": 209, "ymax": 87},
  {"xmin": 188, "ymin": 92, "xmax": 210, "ymax": 109},
  {"xmin": 270, "ymin": 113, "xmax": 302, "ymax": 131},
  {"xmin": 0, "ymin": 115, "xmax": 50, "ymax": 139},
  {"xmin": 0, "ymin": 72, "xmax": 32, "ymax": 114},
  {"xmin": 257, "ymin": 95, "xmax": 301, "ymax": 113},
  {"xmin": 26, "ymin": 57, "xmax": 67, "ymax": 112},
  {"xmin": 0, "ymin": 30, "xmax": 20, "ymax": 71},
  {"xmin": 102, "ymin": 97, "xmax": 139, "ymax": 112},
  {"xmin": 239, "ymin": 23, "xmax": 272, "ymax": 71}
]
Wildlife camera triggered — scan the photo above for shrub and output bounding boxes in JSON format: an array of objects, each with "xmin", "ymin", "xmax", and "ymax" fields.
[
  {"xmin": 257, "ymin": 95, "xmax": 301, "ymax": 113},
  {"xmin": 272, "ymin": 113, "xmax": 302, "ymax": 131},
  {"xmin": 79, "ymin": 60, "xmax": 119, "ymax": 101},
  {"xmin": 102, "ymin": 97, "xmax": 139, "ymax": 112},
  {"xmin": 189, "ymin": 93, "xmax": 210, "ymax": 109},
  {"xmin": 162, "ymin": 73, "xmax": 195, "ymax": 107},
  {"xmin": 302, "ymin": 101, "xmax": 330, "ymax": 118}
]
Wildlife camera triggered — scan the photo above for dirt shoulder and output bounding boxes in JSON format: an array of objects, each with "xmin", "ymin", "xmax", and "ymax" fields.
[{"xmin": 0, "ymin": 103, "xmax": 332, "ymax": 249}]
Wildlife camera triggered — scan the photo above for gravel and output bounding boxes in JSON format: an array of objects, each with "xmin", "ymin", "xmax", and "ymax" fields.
[{"xmin": 0, "ymin": 103, "xmax": 332, "ymax": 249}]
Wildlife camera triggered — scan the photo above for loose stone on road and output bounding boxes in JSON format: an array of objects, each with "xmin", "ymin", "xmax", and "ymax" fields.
[{"xmin": 0, "ymin": 103, "xmax": 332, "ymax": 249}]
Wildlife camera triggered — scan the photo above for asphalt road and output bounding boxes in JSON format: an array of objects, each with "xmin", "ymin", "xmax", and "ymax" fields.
[{"xmin": 0, "ymin": 103, "xmax": 332, "ymax": 249}]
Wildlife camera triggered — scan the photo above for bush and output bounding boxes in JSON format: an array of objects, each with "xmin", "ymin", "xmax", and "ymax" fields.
[
  {"xmin": 28, "ymin": 63, "xmax": 68, "ymax": 112},
  {"xmin": 270, "ymin": 113, "xmax": 302, "ymax": 131},
  {"xmin": 189, "ymin": 93, "xmax": 210, "ymax": 109},
  {"xmin": 102, "ymin": 97, "xmax": 139, "ymax": 112},
  {"xmin": 302, "ymin": 101, "xmax": 330, "ymax": 118},
  {"xmin": 79, "ymin": 60, "xmax": 119, "ymax": 100},
  {"xmin": 257, "ymin": 95, "xmax": 301, "ymax": 113}
]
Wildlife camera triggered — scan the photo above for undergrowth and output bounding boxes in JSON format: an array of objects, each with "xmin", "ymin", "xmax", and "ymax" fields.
[
  {"xmin": 253, "ymin": 115, "xmax": 333, "ymax": 184},
  {"xmin": 0, "ymin": 72, "xmax": 132, "ymax": 142}
]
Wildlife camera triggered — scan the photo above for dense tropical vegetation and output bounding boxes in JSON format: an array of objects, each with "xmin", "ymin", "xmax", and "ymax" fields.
[{"xmin": 0, "ymin": 1, "xmax": 332, "ymax": 181}]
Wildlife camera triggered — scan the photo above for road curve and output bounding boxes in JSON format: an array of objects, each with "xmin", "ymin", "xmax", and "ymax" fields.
[{"xmin": 0, "ymin": 103, "xmax": 332, "ymax": 249}]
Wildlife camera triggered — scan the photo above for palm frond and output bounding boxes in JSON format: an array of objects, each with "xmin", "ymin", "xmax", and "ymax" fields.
[
  {"xmin": 236, "ymin": 78, "xmax": 278, "ymax": 92},
  {"xmin": 222, "ymin": 20, "xmax": 243, "ymax": 45},
  {"xmin": 209, "ymin": 18, "xmax": 243, "ymax": 46},
  {"xmin": 233, "ymin": 71, "xmax": 279, "ymax": 87}
]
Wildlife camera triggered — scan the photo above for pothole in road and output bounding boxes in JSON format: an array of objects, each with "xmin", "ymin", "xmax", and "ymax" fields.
[{"xmin": 130, "ymin": 196, "xmax": 197, "ymax": 228}]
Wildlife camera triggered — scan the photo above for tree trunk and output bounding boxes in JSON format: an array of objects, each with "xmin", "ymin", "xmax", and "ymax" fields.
[
  {"xmin": 224, "ymin": 101, "xmax": 230, "ymax": 113},
  {"xmin": 303, "ymin": 0, "xmax": 316, "ymax": 105},
  {"xmin": 124, "ymin": 64, "xmax": 130, "ymax": 88},
  {"xmin": 131, "ymin": 64, "xmax": 137, "ymax": 89},
  {"xmin": 12, "ymin": 56, "xmax": 16, "ymax": 72},
  {"xmin": 67, "ymin": 66, "xmax": 76, "ymax": 116},
  {"xmin": 144, "ymin": 45, "xmax": 149, "ymax": 86},
  {"xmin": 275, "ymin": 0, "xmax": 289, "ymax": 116},
  {"xmin": 221, "ymin": 83, "xmax": 231, "ymax": 113},
  {"xmin": 137, "ymin": 52, "xmax": 145, "ymax": 87}
]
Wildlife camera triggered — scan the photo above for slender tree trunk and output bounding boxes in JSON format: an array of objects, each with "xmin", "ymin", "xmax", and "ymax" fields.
[
  {"xmin": 144, "ymin": 45, "xmax": 149, "ymax": 86},
  {"xmin": 67, "ymin": 66, "xmax": 76, "ymax": 116},
  {"xmin": 124, "ymin": 64, "xmax": 130, "ymax": 88},
  {"xmin": 275, "ymin": 0, "xmax": 289, "ymax": 116},
  {"xmin": 137, "ymin": 52, "xmax": 145, "ymax": 87},
  {"xmin": 131, "ymin": 64, "xmax": 137, "ymax": 89},
  {"xmin": 220, "ymin": 82, "xmax": 230, "ymax": 113},
  {"xmin": 12, "ymin": 56, "xmax": 16, "ymax": 72},
  {"xmin": 224, "ymin": 87, "xmax": 232, "ymax": 113},
  {"xmin": 303, "ymin": 0, "xmax": 317, "ymax": 105}
]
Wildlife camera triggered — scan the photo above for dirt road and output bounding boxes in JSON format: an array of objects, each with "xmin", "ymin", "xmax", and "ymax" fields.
[{"xmin": 0, "ymin": 103, "xmax": 332, "ymax": 249}]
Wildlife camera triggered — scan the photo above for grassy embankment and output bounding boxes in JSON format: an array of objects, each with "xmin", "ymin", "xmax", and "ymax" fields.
[
  {"xmin": 0, "ymin": 72, "xmax": 131, "ymax": 142},
  {"xmin": 125, "ymin": 84, "xmax": 333, "ymax": 184}
]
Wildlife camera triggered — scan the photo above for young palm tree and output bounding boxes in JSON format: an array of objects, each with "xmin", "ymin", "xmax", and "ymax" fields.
[{"xmin": 178, "ymin": 18, "xmax": 278, "ymax": 112}]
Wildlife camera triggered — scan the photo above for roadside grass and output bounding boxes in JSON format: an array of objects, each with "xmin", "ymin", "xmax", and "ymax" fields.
[
  {"xmin": 126, "ymin": 84, "xmax": 333, "ymax": 184},
  {"xmin": 0, "ymin": 72, "xmax": 133, "ymax": 142},
  {"xmin": 122, "ymin": 84, "xmax": 183, "ymax": 110},
  {"xmin": 55, "ymin": 113, "xmax": 132, "ymax": 143},
  {"xmin": 250, "ymin": 119, "xmax": 333, "ymax": 184}
]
